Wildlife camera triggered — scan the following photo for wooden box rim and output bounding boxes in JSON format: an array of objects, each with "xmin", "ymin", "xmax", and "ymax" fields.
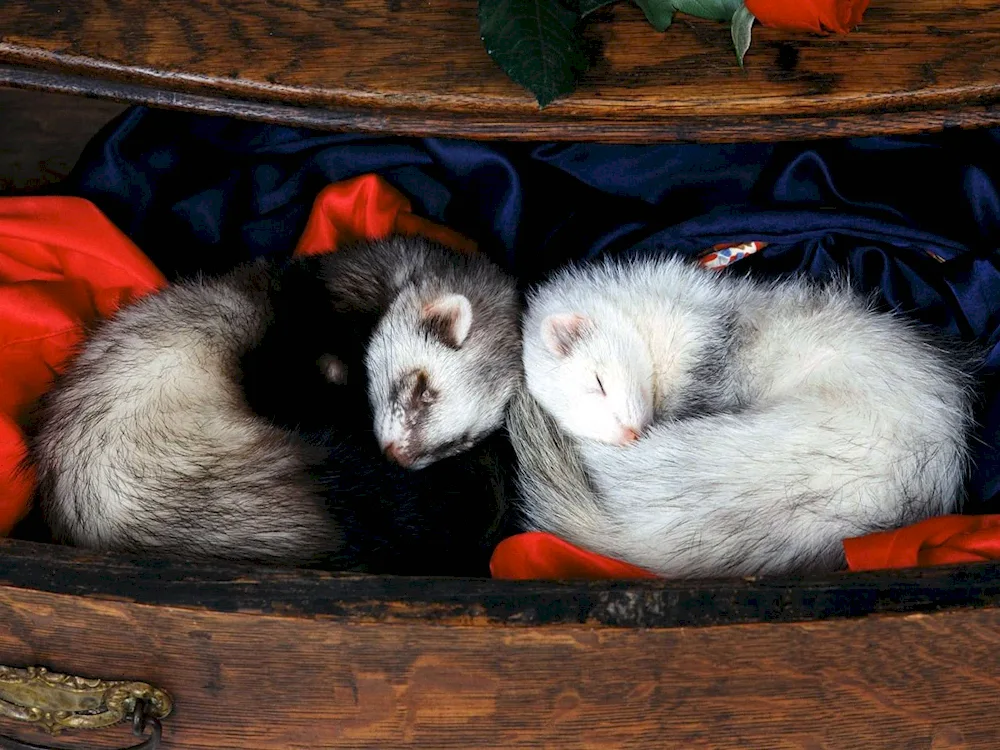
[
  {"xmin": 1, "ymin": 0, "xmax": 1000, "ymax": 143},
  {"xmin": 1, "ymin": 539, "xmax": 998, "ymax": 628}
]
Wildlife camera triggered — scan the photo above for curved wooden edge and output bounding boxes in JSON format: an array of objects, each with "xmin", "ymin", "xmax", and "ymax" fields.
[
  {"xmin": 2, "ymin": 0, "xmax": 1000, "ymax": 143},
  {"xmin": 2, "ymin": 64, "xmax": 999, "ymax": 144},
  {"xmin": 1, "ymin": 585, "xmax": 999, "ymax": 748},
  {"xmin": 0, "ymin": 539, "xmax": 998, "ymax": 628}
]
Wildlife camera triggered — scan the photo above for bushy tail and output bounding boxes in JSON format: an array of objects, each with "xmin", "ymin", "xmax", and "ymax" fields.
[{"xmin": 506, "ymin": 389, "xmax": 610, "ymax": 541}]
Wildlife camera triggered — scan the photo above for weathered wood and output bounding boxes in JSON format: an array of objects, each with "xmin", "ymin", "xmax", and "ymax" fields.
[
  {"xmin": 0, "ymin": 1, "xmax": 999, "ymax": 143},
  {"xmin": 0, "ymin": 584, "xmax": 998, "ymax": 749},
  {"xmin": 1, "ymin": 539, "xmax": 999, "ymax": 629}
]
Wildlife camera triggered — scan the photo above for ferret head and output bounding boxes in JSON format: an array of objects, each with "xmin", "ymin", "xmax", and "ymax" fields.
[
  {"xmin": 524, "ymin": 309, "xmax": 654, "ymax": 445},
  {"xmin": 367, "ymin": 290, "xmax": 521, "ymax": 470}
]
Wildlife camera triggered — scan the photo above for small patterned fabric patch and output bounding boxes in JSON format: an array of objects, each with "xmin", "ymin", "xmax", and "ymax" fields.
[{"xmin": 698, "ymin": 241, "xmax": 768, "ymax": 269}]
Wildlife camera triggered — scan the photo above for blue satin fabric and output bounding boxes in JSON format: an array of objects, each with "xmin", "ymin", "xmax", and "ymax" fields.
[{"xmin": 59, "ymin": 108, "xmax": 1000, "ymax": 511}]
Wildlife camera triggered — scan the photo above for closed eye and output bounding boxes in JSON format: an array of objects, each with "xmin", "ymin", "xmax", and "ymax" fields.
[{"xmin": 595, "ymin": 374, "xmax": 606, "ymax": 397}]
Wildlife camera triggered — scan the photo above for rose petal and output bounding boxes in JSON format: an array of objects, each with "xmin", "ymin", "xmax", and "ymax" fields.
[{"xmin": 745, "ymin": 0, "xmax": 870, "ymax": 34}]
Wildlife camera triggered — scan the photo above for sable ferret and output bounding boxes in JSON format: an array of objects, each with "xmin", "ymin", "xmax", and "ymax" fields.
[
  {"xmin": 28, "ymin": 236, "xmax": 523, "ymax": 575},
  {"xmin": 511, "ymin": 253, "xmax": 976, "ymax": 578}
]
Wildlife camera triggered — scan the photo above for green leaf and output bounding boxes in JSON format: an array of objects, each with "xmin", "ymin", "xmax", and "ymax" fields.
[
  {"xmin": 632, "ymin": 0, "xmax": 744, "ymax": 32},
  {"xmin": 641, "ymin": 0, "xmax": 751, "ymax": 67},
  {"xmin": 633, "ymin": 0, "xmax": 676, "ymax": 31},
  {"xmin": 671, "ymin": 0, "xmax": 743, "ymax": 21},
  {"xmin": 731, "ymin": 5, "xmax": 755, "ymax": 68},
  {"xmin": 479, "ymin": 0, "xmax": 588, "ymax": 107}
]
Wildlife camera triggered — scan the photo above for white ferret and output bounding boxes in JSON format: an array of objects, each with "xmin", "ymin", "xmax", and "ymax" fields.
[{"xmin": 512, "ymin": 253, "xmax": 975, "ymax": 578}]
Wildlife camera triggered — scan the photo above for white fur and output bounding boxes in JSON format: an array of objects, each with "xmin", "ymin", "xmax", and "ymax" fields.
[
  {"xmin": 515, "ymin": 254, "xmax": 974, "ymax": 578},
  {"xmin": 368, "ymin": 290, "xmax": 503, "ymax": 469},
  {"xmin": 31, "ymin": 271, "xmax": 341, "ymax": 563},
  {"xmin": 524, "ymin": 256, "xmax": 737, "ymax": 444},
  {"xmin": 361, "ymin": 242, "xmax": 522, "ymax": 470}
]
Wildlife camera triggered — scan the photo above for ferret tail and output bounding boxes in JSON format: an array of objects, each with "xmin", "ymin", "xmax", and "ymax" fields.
[{"xmin": 506, "ymin": 389, "xmax": 611, "ymax": 543}]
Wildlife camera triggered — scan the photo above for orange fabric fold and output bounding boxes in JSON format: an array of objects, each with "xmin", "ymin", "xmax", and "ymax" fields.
[
  {"xmin": 494, "ymin": 515, "xmax": 1000, "ymax": 580},
  {"xmin": 490, "ymin": 531, "xmax": 659, "ymax": 580},
  {"xmin": 844, "ymin": 514, "xmax": 1000, "ymax": 571},
  {"xmin": 0, "ymin": 197, "xmax": 167, "ymax": 534},
  {"xmin": 294, "ymin": 174, "xmax": 476, "ymax": 256}
]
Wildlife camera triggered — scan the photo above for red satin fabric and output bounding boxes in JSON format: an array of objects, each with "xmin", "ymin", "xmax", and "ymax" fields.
[
  {"xmin": 1, "ymin": 175, "xmax": 473, "ymax": 537},
  {"xmin": 844, "ymin": 515, "xmax": 1000, "ymax": 571},
  {"xmin": 491, "ymin": 516, "xmax": 1000, "ymax": 580},
  {"xmin": 0, "ymin": 197, "xmax": 167, "ymax": 534},
  {"xmin": 294, "ymin": 174, "xmax": 476, "ymax": 256},
  {"xmin": 490, "ymin": 531, "xmax": 659, "ymax": 580}
]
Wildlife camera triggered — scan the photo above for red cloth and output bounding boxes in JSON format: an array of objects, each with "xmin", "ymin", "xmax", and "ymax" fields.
[
  {"xmin": 493, "ymin": 517, "xmax": 1000, "ymax": 580},
  {"xmin": 844, "ymin": 515, "xmax": 1000, "ymax": 571},
  {"xmin": 294, "ymin": 175, "xmax": 476, "ymax": 256},
  {"xmin": 491, "ymin": 531, "xmax": 659, "ymax": 580},
  {"xmin": 0, "ymin": 175, "xmax": 474, "ymax": 537},
  {"xmin": 492, "ymin": 515, "xmax": 1000, "ymax": 580},
  {"xmin": 0, "ymin": 197, "xmax": 167, "ymax": 534}
]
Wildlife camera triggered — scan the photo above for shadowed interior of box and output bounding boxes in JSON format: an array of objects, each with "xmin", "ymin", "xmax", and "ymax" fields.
[{"xmin": 0, "ymin": 89, "xmax": 125, "ymax": 195}]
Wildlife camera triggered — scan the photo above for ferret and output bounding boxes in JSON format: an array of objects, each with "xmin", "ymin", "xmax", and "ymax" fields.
[
  {"xmin": 241, "ymin": 237, "xmax": 523, "ymax": 470},
  {"xmin": 512, "ymin": 254, "xmax": 975, "ymax": 578},
  {"xmin": 28, "ymin": 236, "xmax": 523, "ymax": 574}
]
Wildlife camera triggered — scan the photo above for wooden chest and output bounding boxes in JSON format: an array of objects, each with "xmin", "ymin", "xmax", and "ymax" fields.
[{"xmin": 1, "ymin": 1, "xmax": 999, "ymax": 747}]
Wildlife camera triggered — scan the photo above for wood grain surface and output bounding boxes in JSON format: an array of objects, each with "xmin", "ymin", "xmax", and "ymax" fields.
[
  {"xmin": 0, "ymin": 0, "xmax": 999, "ymax": 142},
  {"xmin": 0, "ymin": 584, "xmax": 997, "ymax": 749}
]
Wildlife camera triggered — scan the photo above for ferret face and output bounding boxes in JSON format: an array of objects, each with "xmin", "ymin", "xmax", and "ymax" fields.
[
  {"xmin": 366, "ymin": 292, "xmax": 516, "ymax": 470},
  {"xmin": 525, "ymin": 311, "xmax": 654, "ymax": 445}
]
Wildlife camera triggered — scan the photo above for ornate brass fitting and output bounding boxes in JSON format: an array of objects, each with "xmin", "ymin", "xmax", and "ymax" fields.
[{"xmin": 0, "ymin": 665, "xmax": 171, "ymax": 735}]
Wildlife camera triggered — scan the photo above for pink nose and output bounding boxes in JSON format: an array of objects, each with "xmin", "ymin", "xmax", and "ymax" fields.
[
  {"xmin": 620, "ymin": 427, "xmax": 641, "ymax": 444},
  {"xmin": 384, "ymin": 442, "xmax": 413, "ymax": 467}
]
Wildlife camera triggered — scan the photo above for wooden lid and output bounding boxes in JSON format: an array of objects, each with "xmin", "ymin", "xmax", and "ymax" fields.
[{"xmin": 1, "ymin": 0, "xmax": 998, "ymax": 142}]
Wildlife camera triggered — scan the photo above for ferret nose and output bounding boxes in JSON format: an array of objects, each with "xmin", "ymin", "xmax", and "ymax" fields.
[
  {"xmin": 620, "ymin": 427, "xmax": 641, "ymax": 444},
  {"xmin": 384, "ymin": 442, "xmax": 413, "ymax": 467}
]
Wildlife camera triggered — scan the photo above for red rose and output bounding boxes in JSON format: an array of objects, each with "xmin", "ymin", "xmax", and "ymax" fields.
[{"xmin": 744, "ymin": 0, "xmax": 871, "ymax": 34}]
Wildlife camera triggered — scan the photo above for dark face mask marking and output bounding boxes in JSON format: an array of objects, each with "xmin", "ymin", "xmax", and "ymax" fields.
[{"xmin": 405, "ymin": 370, "xmax": 437, "ymax": 416}]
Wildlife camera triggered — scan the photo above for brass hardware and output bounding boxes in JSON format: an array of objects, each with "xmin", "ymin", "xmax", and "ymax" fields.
[{"xmin": 0, "ymin": 666, "xmax": 171, "ymax": 735}]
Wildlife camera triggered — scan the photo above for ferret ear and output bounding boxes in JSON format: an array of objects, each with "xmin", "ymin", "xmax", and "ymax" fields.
[
  {"xmin": 421, "ymin": 294, "xmax": 473, "ymax": 349},
  {"xmin": 318, "ymin": 354, "xmax": 348, "ymax": 385},
  {"xmin": 541, "ymin": 313, "xmax": 591, "ymax": 358}
]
